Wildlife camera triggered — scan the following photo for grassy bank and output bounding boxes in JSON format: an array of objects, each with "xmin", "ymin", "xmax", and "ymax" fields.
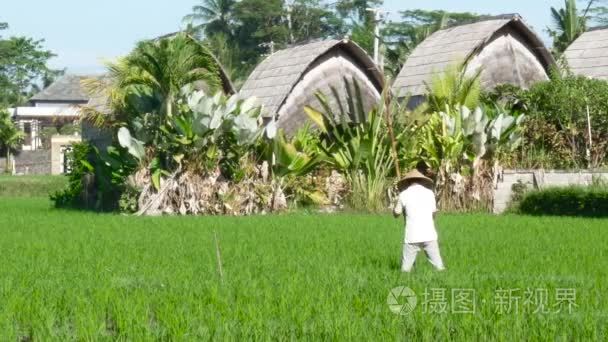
[
  {"xmin": 0, "ymin": 175, "xmax": 67, "ymax": 197},
  {"xmin": 0, "ymin": 197, "xmax": 606, "ymax": 340}
]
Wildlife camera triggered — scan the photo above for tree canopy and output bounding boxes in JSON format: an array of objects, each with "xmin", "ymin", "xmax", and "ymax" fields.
[{"xmin": 0, "ymin": 23, "xmax": 57, "ymax": 107}]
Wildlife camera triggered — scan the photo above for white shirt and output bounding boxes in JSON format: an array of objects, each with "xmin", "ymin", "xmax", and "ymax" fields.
[{"xmin": 393, "ymin": 183, "xmax": 438, "ymax": 243}]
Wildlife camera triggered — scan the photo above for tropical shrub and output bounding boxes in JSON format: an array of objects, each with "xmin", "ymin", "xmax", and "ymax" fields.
[
  {"xmin": 487, "ymin": 74, "xmax": 608, "ymax": 169},
  {"xmin": 51, "ymin": 142, "xmax": 138, "ymax": 211},
  {"xmin": 424, "ymin": 63, "xmax": 482, "ymax": 113},
  {"xmin": 68, "ymin": 34, "xmax": 287, "ymax": 215},
  {"xmin": 304, "ymin": 79, "xmax": 408, "ymax": 212},
  {"xmin": 115, "ymin": 90, "xmax": 276, "ymax": 216},
  {"xmin": 415, "ymin": 105, "xmax": 525, "ymax": 211},
  {"xmin": 51, "ymin": 143, "xmax": 91, "ymax": 209},
  {"xmin": 269, "ymin": 123, "xmax": 333, "ymax": 207},
  {"xmin": 80, "ymin": 33, "xmax": 227, "ymax": 144},
  {"xmin": 518, "ymin": 185, "xmax": 608, "ymax": 217},
  {"xmin": 0, "ymin": 109, "xmax": 24, "ymax": 173}
]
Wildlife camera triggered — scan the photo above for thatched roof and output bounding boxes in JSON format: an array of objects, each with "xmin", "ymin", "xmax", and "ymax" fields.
[
  {"xmin": 240, "ymin": 39, "xmax": 383, "ymax": 118},
  {"xmin": 564, "ymin": 27, "xmax": 608, "ymax": 80},
  {"xmin": 392, "ymin": 14, "xmax": 555, "ymax": 97},
  {"xmin": 30, "ymin": 75, "xmax": 93, "ymax": 103}
]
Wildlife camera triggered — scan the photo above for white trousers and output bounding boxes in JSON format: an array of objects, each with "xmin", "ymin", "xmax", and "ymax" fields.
[{"xmin": 402, "ymin": 240, "xmax": 445, "ymax": 272}]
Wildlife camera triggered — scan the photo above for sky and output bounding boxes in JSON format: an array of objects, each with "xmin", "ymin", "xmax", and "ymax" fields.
[{"xmin": 1, "ymin": 0, "xmax": 564, "ymax": 75}]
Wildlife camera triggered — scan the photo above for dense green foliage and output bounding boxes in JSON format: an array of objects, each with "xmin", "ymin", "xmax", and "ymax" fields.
[
  {"xmin": 0, "ymin": 197, "xmax": 606, "ymax": 339},
  {"xmin": 488, "ymin": 74, "xmax": 608, "ymax": 169},
  {"xmin": 0, "ymin": 175, "xmax": 66, "ymax": 197},
  {"xmin": 50, "ymin": 142, "xmax": 137, "ymax": 211},
  {"xmin": 183, "ymin": 0, "xmax": 349, "ymax": 80},
  {"xmin": 548, "ymin": 0, "xmax": 608, "ymax": 54},
  {"xmin": 0, "ymin": 23, "xmax": 60, "ymax": 107},
  {"xmin": 549, "ymin": 0, "xmax": 587, "ymax": 54},
  {"xmin": 50, "ymin": 142, "xmax": 94, "ymax": 209},
  {"xmin": 0, "ymin": 109, "xmax": 25, "ymax": 172},
  {"xmin": 423, "ymin": 63, "xmax": 482, "ymax": 113},
  {"xmin": 305, "ymin": 85, "xmax": 396, "ymax": 211},
  {"xmin": 518, "ymin": 185, "xmax": 608, "ymax": 217},
  {"xmin": 182, "ymin": 1, "xmax": 481, "ymax": 82}
]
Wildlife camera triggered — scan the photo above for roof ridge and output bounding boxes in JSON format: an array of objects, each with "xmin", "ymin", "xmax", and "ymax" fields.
[
  {"xmin": 588, "ymin": 25, "xmax": 608, "ymax": 32},
  {"xmin": 442, "ymin": 13, "xmax": 521, "ymax": 30}
]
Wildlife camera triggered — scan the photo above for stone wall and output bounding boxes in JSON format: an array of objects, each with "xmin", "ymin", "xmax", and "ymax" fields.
[
  {"xmin": 493, "ymin": 170, "xmax": 608, "ymax": 213},
  {"xmin": 0, "ymin": 150, "xmax": 52, "ymax": 175}
]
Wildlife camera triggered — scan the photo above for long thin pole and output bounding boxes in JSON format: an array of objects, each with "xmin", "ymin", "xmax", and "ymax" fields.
[
  {"xmin": 384, "ymin": 89, "xmax": 401, "ymax": 179},
  {"xmin": 366, "ymin": 7, "xmax": 383, "ymax": 66},
  {"xmin": 586, "ymin": 104, "xmax": 593, "ymax": 166},
  {"xmin": 374, "ymin": 10, "xmax": 380, "ymax": 65},
  {"xmin": 286, "ymin": 4, "xmax": 295, "ymax": 44},
  {"xmin": 214, "ymin": 231, "xmax": 224, "ymax": 283}
]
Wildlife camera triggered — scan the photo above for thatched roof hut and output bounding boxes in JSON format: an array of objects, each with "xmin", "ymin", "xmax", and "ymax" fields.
[
  {"xmin": 240, "ymin": 39, "xmax": 384, "ymax": 135},
  {"xmin": 564, "ymin": 27, "xmax": 608, "ymax": 80},
  {"xmin": 392, "ymin": 14, "xmax": 555, "ymax": 102}
]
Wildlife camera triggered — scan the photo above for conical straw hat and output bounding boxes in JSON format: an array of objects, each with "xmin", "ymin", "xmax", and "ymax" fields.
[{"xmin": 398, "ymin": 169, "xmax": 433, "ymax": 187}]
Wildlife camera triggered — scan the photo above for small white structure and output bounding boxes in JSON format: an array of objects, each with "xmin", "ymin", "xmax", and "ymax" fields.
[
  {"xmin": 9, "ymin": 106, "xmax": 81, "ymax": 150},
  {"xmin": 51, "ymin": 134, "xmax": 82, "ymax": 175}
]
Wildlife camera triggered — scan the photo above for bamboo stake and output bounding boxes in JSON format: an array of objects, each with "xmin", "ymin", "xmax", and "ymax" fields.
[
  {"xmin": 384, "ymin": 87, "xmax": 401, "ymax": 179},
  {"xmin": 586, "ymin": 104, "xmax": 593, "ymax": 167},
  {"xmin": 214, "ymin": 231, "xmax": 224, "ymax": 283}
]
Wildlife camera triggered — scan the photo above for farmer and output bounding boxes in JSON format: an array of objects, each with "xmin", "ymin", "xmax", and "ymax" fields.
[{"xmin": 393, "ymin": 169, "xmax": 445, "ymax": 273}]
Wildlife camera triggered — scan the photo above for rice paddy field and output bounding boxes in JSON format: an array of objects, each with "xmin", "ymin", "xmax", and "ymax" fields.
[{"xmin": 0, "ymin": 177, "xmax": 607, "ymax": 340}]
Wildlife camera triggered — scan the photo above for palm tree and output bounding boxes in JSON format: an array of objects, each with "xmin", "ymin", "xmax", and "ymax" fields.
[
  {"xmin": 550, "ymin": 0, "xmax": 587, "ymax": 54},
  {"xmin": 125, "ymin": 34, "xmax": 223, "ymax": 118},
  {"xmin": 183, "ymin": 0, "xmax": 236, "ymax": 38},
  {"xmin": 424, "ymin": 63, "xmax": 482, "ymax": 113},
  {"xmin": 0, "ymin": 110, "xmax": 24, "ymax": 173},
  {"xmin": 82, "ymin": 33, "xmax": 224, "ymax": 128}
]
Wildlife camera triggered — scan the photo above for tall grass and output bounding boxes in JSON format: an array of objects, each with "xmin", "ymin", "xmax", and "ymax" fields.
[
  {"xmin": 347, "ymin": 170, "xmax": 392, "ymax": 212},
  {"xmin": 0, "ymin": 175, "xmax": 67, "ymax": 197},
  {"xmin": 0, "ymin": 198, "xmax": 606, "ymax": 339}
]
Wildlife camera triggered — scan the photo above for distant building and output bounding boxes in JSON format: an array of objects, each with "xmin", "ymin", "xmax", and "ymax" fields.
[
  {"xmin": 10, "ymin": 75, "xmax": 90, "ymax": 151},
  {"xmin": 4, "ymin": 75, "xmax": 92, "ymax": 175},
  {"xmin": 240, "ymin": 39, "xmax": 384, "ymax": 135},
  {"xmin": 392, "ymin": 14, "xmax": 555, "ymax": 107},
  {"xmin": 564, "ymin": 27, "xmax": 608, "ymax": 80}
]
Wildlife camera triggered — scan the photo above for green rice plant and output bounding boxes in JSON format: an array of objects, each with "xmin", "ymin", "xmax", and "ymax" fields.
[
  {"xmin": 0, "ymin": 175, "xmax": 67, "ymax": 197},
  {"xmin": 0, "ymin": 197, "xmax": 606, "ymax": 340}
]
